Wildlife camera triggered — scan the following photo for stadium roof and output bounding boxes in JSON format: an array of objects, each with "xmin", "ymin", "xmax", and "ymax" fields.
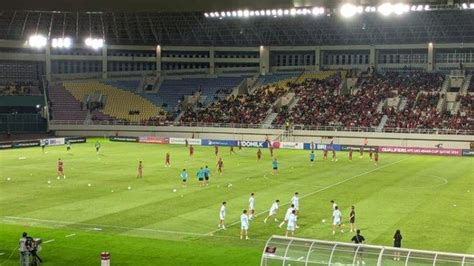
[{"xmin": 0, "ymin": 0, "xmax": 458, "ymax": 12}]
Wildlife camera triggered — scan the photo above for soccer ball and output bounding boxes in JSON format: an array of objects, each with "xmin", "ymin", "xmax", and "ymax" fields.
[
  {"xmin": 322, "ymin": 219, "xmax": 326, "ymax": 223},
  {"xmin": 128, "ymin": 186, "xmax": 132, "ymax": 190},
  {"xmin": 173, "ymin": 189, "xmax": 177, "ymax": 192},
  {"xmin": 47, "ymin": 181, "xmax": 51, "ymax": 184},
  {"xmin": 111, "ymin": 190, "xmax": 114, "ymax": 193},
  {"xmin": 88, "ymin": 183, "xmax": 91, "ymax": 187},
  {"xmin": 57, "ymin": 177, "xmax": 60, "ymax": 180},
  {"xmin": 228, "ymin": 183, "xmax": 233, "ymax": 187},
  {"xmin": 7, "ymin": 178, "xmax": 11, "ymax": 181}
]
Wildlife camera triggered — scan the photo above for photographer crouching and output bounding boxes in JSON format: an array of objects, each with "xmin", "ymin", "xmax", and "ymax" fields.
[{"xmin": 19, "ymin": 232, "xmax": 43, "ymax": 266}]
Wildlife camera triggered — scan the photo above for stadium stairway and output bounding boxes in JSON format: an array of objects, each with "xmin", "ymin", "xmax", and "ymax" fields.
[
  {"xmin": 460, "ymin": 74, "xmax": 472, "ymax": 95},
  {"xmin": 63, "ymin": 81, "xmax": 166, "ymax": 122},
  {"xmin": 376, "ymin": 115, "xmax": 388, "ymax": 132},
  {"xmin": 48, "ymin": 84, "xmax": 88, "ymax": 121}
]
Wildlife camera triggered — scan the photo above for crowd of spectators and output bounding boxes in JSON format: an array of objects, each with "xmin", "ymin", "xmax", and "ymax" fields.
[
  {"xmin": 0, "ymin": 81, "xmax": 40, "ymax": 95},
  {"xmin": 180, "ymin": 86, "xmax": 285, "ymax": 124}
]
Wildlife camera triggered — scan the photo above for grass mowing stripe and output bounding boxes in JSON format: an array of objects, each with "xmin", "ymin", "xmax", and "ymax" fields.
[{"xmin": 210, "ymin": 156, "xmax": 411, "ymax": 235}]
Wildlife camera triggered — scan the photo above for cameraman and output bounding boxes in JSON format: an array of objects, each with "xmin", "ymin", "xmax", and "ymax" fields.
[
  {"xmin": 19, "ymin": 232, "xmax": 29, "ymax": 266},
  {"xmin": 26, "ymin": 235, "xmax": 42, "ymax": 265}
]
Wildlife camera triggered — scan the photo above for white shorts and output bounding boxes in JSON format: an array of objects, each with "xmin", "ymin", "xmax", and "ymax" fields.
[
  {"xmin": 241, "ymin": 224, "xmax": 249, "ymax": 230},
  {"xmin": 333, "ymin": 218, "xmax": 341, "ymax": 225},
  {"xmin": 220, "ymin": 215, "xmax": 225, "ymax": 220},
  {"xmin": 287, "ymin": 224, "xmax": 295, "ymax": 231},
  {"xmin": 249, "ymin": 205, "xmax": 254, "ymax": 210},
  {"xmin": 269, "ymin": 209, "xmax": 277, "ymax": 216}
]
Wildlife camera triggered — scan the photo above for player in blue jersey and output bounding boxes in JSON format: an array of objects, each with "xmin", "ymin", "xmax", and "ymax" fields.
[
  {"xmin": 272, "ymin": 158, "xmax": 279, "ymax": 175},
  {"xmin": 309, "ymin": 151, "xmax": 316, "ymax": 166}
]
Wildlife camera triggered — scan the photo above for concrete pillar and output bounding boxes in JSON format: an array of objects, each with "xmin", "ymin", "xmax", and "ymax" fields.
[
  {"xmin": 209, "ymin": 48, "xmax": 215, "ymax": 75},
  {"xmin": 259, "ymin": 46, "xmax": 270, "ymax": 75},
  {"xmin": 369, "ymin": 46, "xmax": 376, "ymax": 69},
  {"xmin": 102, "ymin": 45, "xmax": 107, "ymax": 79},
  {"xmin": 156, "ymin": 45, "xmax": 162, "ymax": 77},
  {"xmin": 314, "ymin": 47, "xmax": 321, "ymax": 71},
  {"xmin": 427, "ymin": 42, "xmax": 434, "ymax": 72},
  {"xmin": 45, "ymin": 45, "xmax": 51, "ymax": 82}
]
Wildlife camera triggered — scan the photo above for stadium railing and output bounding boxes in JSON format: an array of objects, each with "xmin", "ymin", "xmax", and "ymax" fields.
[{"xmin": 49, "ymin": 120, "xmax": 474, "ymax": 135}]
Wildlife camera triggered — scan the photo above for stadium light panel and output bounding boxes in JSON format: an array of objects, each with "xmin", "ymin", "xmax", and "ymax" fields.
[
  {"xmin": 249, "ymin": 11, "xmax": 255, "ymax": 16},
  {"xmin": 51, "ymin": 37, "xmax": 72, "ymax": 49},
  {"xmin": 416, "ymin": 5, "xmax": 423, "ymax": 11},
  {"xmin": 277, "ymin": 9, "xmax": 283, "ymax": 16},
  {"xmin": 209, "ymin": 13, "xmax": 215, "ymax": 17},
  {"xmin": 290, "ymin": 8, "xmax": 297, "ymax": 15},
  {"xmin": 284, "ymin": 9, "xmax": 289, "ymax": 15},
  {"xmin": 243, "ymin": 10, "xmax": 249, "ymax": 17},
  {"xmin": 226, "ymin": 11, "xmax": 231, "ymax": 17},
  {"xmin": 237, "ymin": 10, "xmax": 243, "ymax": 17},
  {"xmin": 85, "ymin": 37, "xmax": 104, "ymax": 49},
  {"xmin": 424, "ymin": 5, "xmax": 430, "ymax": 10},
  {"xmin": 340, "ymin": 3, "xmax": 358, "ymax": 18},
  {"xmin": 28, "ymin": 34, "xmax": 47, "ymax": 49},
  {"xmin": 204, "ymin": 13, "xmax": 209, "ymax": 17},
  {"xmin": 271, "ymin": 9, "xmax": 277, "ymax": 15},
  {"xmin": 266, "ymin": 10, "xmax": 271, "ymax": 16},
  {"xmin": 378, "ymin": 3, "xmax": 394, "ymax": 16},
  {"xmin": 255, "ymin": 10, "xmax": 260, "ymax": 16},
  {"xmin": 471, "ymin": 3, "xmax": 474, "ymax": 8},
  {"xmin": 220, "ymin": 12, "xmax": 225, "ymax": 17},
  {"xmin": 393, "ymin": 3, "xmax": 409, "ymax": 15}
]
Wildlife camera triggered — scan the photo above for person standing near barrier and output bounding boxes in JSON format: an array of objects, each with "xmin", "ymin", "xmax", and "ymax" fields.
[
  {"xmin": 19, "ymin": 232, "xmax": 29, "ymax": 266},
  {"xmin": 393, "ymin": 230, "xmax": 403, "ymax": 261},
  {"xmin": 351, "ymin": 229, "xmax": 366, "ymax": 265}
]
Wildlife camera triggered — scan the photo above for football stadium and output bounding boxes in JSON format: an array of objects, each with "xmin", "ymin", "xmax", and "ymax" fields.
[{"xmin": 0, "ymin": 0, "xmax": 473, "ymax": 265}]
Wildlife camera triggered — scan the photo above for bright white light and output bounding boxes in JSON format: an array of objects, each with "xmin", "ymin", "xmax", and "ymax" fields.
[
  {"xmin": 378, "ymin": 3, "xmax": 393, "ymax": 16},
  {"xmin": 214, "ymin": 12, "xmax": 220, "ymax": 17},
  {"xmin": 204, "ymin": 13, "xmax": 209, "ymax": 17},
  {"xmin": 243, "ymin": 10, "xmax": 249, "ymax": 17},
  {"xmin": 290, "ymin": 8, "xmax": 297, "ymax": 15},
  {"xmin": 424, "ymin": 5, "xmax": 430, "ymax": 10},
  {"xmin": 284, "ymin": 9, "xmax": 289, "ymax": 15},
  {"xmin": 220, "ymin": 12, "xmax": 226, "ymax": 17},
  {"xmin": 340, "ymin": 3, "xmax": 358, "ymax": 18},
  {"xmin": 410, "ymin": 5, "xmax": 417, "ymax": 11},
  {"xmin": 277, "ymin": 9, "xmax": 283, "ymax": 16},
  {"xmin": 255, "ymin": 10, "xmax": 260, "ymax": 16},
  {"xmin": 232, "ymin": 11, "xmax": 237, "ymax": 17},
  {"xmin": 271, "ymin": 9, "xmax": 277, "ymax": 15},
  {"xmin": 371, "ymin": 7, "xmax": 376, "ymax": 12},
  {"xmin": 52, "ymin": 37, "xmax": 72, "ymax": 49},
  {"xmin": 416, "ymin": 5, "xmax": 423, "ymax": 11},
  {"xmin": 237, "ymin": 10, "xmax": 243, "ymax": 17},
  {"xmin": 296, "ymin": 9, "xmax": 302, "ymax": 15},
  {"xmin": 266, "ymin": 10, "xmax": 271, "ymax": 16},
  {"xmin": 84, "ymin": 37, "xmax": 104, "ymax": 49},
  {"xmin": 226, "ymin": 11, "xmax": 231, "ymax": 16},
  {"xmin": 249, "ymin": 11, "xmax": 255, "ymax": 16},
  {"xmin": 319, "ymin": 7, "xmax": 325, "ymax": 14},
  {"xmin": 470, "ymin": 3, "xmax": 474, "ymax": 8},
  {"xmin": 429, "ymin": 42, "xmax": 433, "ymax": 46},
  {"xmin": 365, "ymin": 6, "xmax": 371, "ymax": 12},
  {"xmin": 312, "ymin": 7, "xmax": 320, "ymax": 15},
  {"xmin": 209, "ymin": 13, "xmax": 215, "ymax": 17},
  {"xmin": 28, "ymin": 34, "xmax": 47, "ymax": 48},
  {"xmin": 393, "ymin": 3, "xmax": 409, "ymax": 15}
]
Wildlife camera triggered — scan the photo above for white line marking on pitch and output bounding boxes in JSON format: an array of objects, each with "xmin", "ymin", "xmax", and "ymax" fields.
[
  {"xmin": 65, "ymin": 234, "xmax": 76, "ymax": 238},
  {"xmin": 43, "ymin": 239, "xmax": 55, "ymax": 244},
  {"xmin": 0, "ymin": 252, "xmax": 5, "ymax": 256},
  {"xmin": 209, "ymin": 157, "xmax": 410, "ymax": 235}
]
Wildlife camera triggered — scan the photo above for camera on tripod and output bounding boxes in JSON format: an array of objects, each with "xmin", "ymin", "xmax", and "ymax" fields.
[{"xmin": 26, "ymin": 237, "xmax": 42, "ymax": 265}]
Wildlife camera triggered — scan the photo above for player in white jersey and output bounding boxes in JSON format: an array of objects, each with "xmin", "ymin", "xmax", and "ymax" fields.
[
  {"xmin": 263, "ymin": 200, "xmax": 280, "ymax": 223},
  {"xmin": 240, "ymin": 210, "xmax": 249, "ymax": 240},
  {"xmin": 278, "ymin": 204, "xmax": 295, "ymax": 228},
  {"xmin": 291, "ymin": 192, "xmax": 300, "ymax": 228},
  {"xmin": 285, "ymin": 210, "xmax": 298, "ymax": 237},
  {"xmin": 332, "ymin": 206, "xmax": 343, "ymax": 235},
  {"xmin": 331, "ymin": 200, "xmax": 338, "ymax": 211},
  {"xmin": 248, "ymin": 193, "xmax": 256, "ymax": 219},
  {"xmin": 218, "ymin": 202, "xmax": 226, "ymax": 230}
]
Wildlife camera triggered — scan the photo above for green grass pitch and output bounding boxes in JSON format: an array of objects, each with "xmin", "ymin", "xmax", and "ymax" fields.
[{"xmin": 0, "ymin": 138, "xmax": 473, "ymax": 265}]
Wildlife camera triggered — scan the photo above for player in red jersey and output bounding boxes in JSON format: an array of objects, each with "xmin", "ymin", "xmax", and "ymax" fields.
[
  {"xmin": 257, "ymin": 148, "xmax": 262, "ymax": 161},
  {"xmin": 137, "ymin": 161, "xmax": 143, "ymax": 178},
  {"xmin": 165, "ymin": 152, "xmax": 171, "ymax": 167},
  {"xmin": 323, "ymin": 149, "xmax": 328, "ymax": 160},
  {"xmin": 230, "ymin": 146, "xmax": 236, "ymax": 155},
  {"xmin": 369, "ymin": 149, "xmax": 373, "ymax": 160},
  {"xmin": 269, "ymin": 146, "xmax": 274, "ymax": 158},
  {"xmin": 332, "ymin": 150, "xmax": 338, "ymax": 162},
  {"xmin": 349, "ymin": 148, "xmax": 353, "ymax": 161},
  {"xmin": 189, "ymin": 145, "xmax": 194, "ymax": 157},
  {"xmin": 217, "ymin": 157, "xmax": 224, "ymax": 174},
  {"xmin": 374, "ymin": 151, "xmax": 379, "ymax": 166},
  {"xmin": 57, "ymin": 158, "xmax": 65, "ymax": 179},
  {"xmin": 359, "ymin": 146, "xmax": 364, "ymax": 159},
  {"xmin": 215, "ymin": 145, "xmax": 219, "ymax": 157}
]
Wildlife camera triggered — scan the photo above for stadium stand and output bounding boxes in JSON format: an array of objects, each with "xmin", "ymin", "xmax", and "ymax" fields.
[
  {"xmin": 0, "ymin": 81, "xmax": 41, "ymax": 96},
  {"xmin": 48, "ymin": 84, "xmax": 89, "ymax": 121},
  {"xmin": 62, "ymin": 81, "xmax": 167, "ymax": 122}
]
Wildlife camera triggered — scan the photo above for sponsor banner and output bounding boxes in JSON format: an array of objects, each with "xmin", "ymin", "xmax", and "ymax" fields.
[
  {"xmin": 202, "ymin": 139, "xmax": 238, "ymax": 147},
  {"xmin": 65, "ymin": 137, "xmax": 87, "ymax": 144},
  {"xmin": 41, "ymin": 138, "xmax": 65, "ymax": 146},
  {"xmin": 109, "ymin": 136, "xmax": 138, "ymax": 142},
  {"xmin": 379, "ymin": 146, "xmax": 462, "ymax": 156},
  {"xmin": 237, "ymin": 140, "xmax": 269, "ymax": 148},
  {"xmin": 279, "ymin": 142, "xmax": 304, "ymax": 150},
  {"xmin": 462, "ymin": 149, "xmax": 474, "ymax": 157},
  {"xmin": 139, "ymin": 136, "xmax": 170, "ymax": 144},
  {"xmin": 340, "ymin": 145, "xmax": 376, "ymax": 151},
  {"xmin": 303, "ymin": 143, "xmax": 341, "ymax": 151},
  {"xmin": 169, "ymin": 138, "xmax": 202, "ymax": 145},
  {"xmin": 0, "ymin": 140, "xmax": 40, "ymax": 149}
]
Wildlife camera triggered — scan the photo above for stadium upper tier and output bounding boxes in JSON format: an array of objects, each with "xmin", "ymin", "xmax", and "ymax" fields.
[{"xmin": 0, "ymin": 10, "xmax": 473, "ymax": 46}]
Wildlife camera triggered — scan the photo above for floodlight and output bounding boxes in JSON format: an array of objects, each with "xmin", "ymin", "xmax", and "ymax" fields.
[
  {"xmin": 312, "ymin": 7, "xmax": 320, "ymax": 15},
  {"xmin": 416, "ymin": 5, "xmax": 423, "ymax": 11},
  {"xmin": 271, "ymin": 10, "xmax": 277, "ymax": 15},
  {"xmin": 232, "ymin": 11, "xmax": 237, "ymax": 17},
  {"xmin": 51, "ymin": 37, "xmax": 72, "ymax": 49},
  {"xmin": 284, "ymin": 9, "xmax": 289, "ymax": 15},
  {"xmin": 204, "ymin": 13, "xmax": 209, "ymax": 17},
  {"xmin": 277, "ymin": 9, "xmax": 283, "ymax": 16},
  {"xmin": 290, "ymin": 8, "xmax": 297, "ymax": 15},
  {"xmin": 424, "ymin": 5, "xmax": 430, "ymax": 10},
  {"xmin": 296, "ymin": 9, "xmax": 302, "ymax": 15},
  {"xmin": 214, "ymin": 12, "xmax": 219, "ymax": 17},
  {"xmin": 255, "ymin": 10, "xmax": 260, "ymax": 16},
  {"xmin": 209, "ymin": 13, "xmax": 215, "ymax": 17},
  {"xmin": 243, "ymin": 10, "xmax": 249, "ymax": 17},
  {"xmin": 249, "ymin": 11, "xmax": 255, "ymax": 16},
  {"xmin": 410, "ymin": 5, "xmax": 417, "ymax": 11},
  {"xmin": 266, "ymin": 10, "xmax": 271, "ymax": 16},
  {"xmin": 471, "ymin": 3, "xmax": 474, "ymax": 8},
  {"xmin": 340, "ymin": 3, "xmax": 358, "ymax": 18},
  {"xmin": 84, "ymin": 37, "xmax": 104, "ymax": 49},
  {"xmin": 220, "ymin": 12, "xmax": 226, "ymax": 17},
  {"xmin": 464, "ymin": 3, "xmax": 470, "ymax": 9},
  {"xmin": 237, "ymin": 10, "xmax": 243, "ymax": 17},
  {"xmin": 365, "ymin": 6, "xmax": 371, "ymax": 12},
  {"xmin": 378, "ymin": 3, "xmax": 393, "ymax": 16},
  {"xmin": 226, "ymin": 11, "xmax": 231, "ymax": 16},
  {"xmin": 393, "ymin": 3, "xmax": 409, "ymax": 15},
  {"xmin": 28, "ymin": 34, "xmax": 47, "ymax": 49}
]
